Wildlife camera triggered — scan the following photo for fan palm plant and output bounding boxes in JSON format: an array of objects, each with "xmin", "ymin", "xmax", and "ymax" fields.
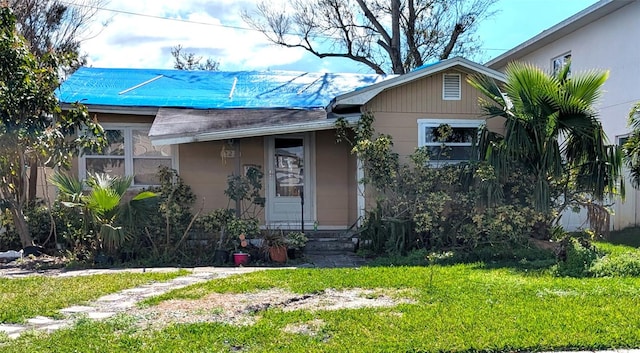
[
  {"xmin": 468, "ymin": 62, "xmax": 623, "ymax": 217},
  {"xmin": 50, "ymin": 172, "xmax": 158, "ymax": 252},
  {"xmin": 622, "ymin": 102, "xmax": 640, "ymax": 188}
]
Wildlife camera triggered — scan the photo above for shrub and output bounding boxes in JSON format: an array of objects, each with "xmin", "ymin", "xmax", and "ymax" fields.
[
  {"xmin": 554, "ymin": 237, "xmax": 601, "ymax": 277},
  {"xmin": 339, "ymin": 114, "xmax": 550, "ymax": 256},
  {"xmin": 0, "ymin": 201, "xmax": 90, "ymax": 252},
  {"xmin": 590, "ymin": 250, "xmax": 640, "ymax": 277}
]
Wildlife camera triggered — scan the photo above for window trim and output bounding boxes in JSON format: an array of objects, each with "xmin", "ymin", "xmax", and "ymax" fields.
[
  {"xmin": 417, "ymin": 119, "xmax": 483, "ymax": 163},
  {"xmin": 79, "ymin": 123, "xmax": 178, "ymax": 188},
  {"xmin": 442, "ymin": 73, "xmax": 461, "ymax": 100}
]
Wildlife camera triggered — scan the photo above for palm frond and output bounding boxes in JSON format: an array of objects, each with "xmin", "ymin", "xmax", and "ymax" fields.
[
  {"xmin": 628, "ymin": 102, "xmax": 640, "ymax": 131},
  {"xmin": 50, "ymin": 172, "xmax": 84, "ymax": 203}
]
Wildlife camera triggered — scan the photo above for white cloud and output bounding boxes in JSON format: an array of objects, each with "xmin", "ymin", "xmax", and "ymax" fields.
[{"xmin": 78, "ymin": 0, "xmax": 308, "ymax": 70}]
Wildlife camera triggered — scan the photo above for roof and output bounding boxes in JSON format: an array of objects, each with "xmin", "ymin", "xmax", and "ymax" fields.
[
  {"xmin": 486, "ymin": 0, "xmax": 634, "ymax": 69},
  {"xmin": 57, "ymin": 67, "xmax": 389, "ymax": 111},
  {"xmin": 329, "ymin": 57, "xmax": 506, "ymax": 110},
  {"xmin": 149, "ymin": 108, "xmax": 359, "ymax": 145}
]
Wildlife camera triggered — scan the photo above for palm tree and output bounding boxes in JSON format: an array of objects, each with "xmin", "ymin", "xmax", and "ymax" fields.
[
  {"xmin": 50, "ymin": 172, "xmax": 157, "ymax": 251},
  {"xmin": 468, "ymin": 62, "xmax": 623, "ymax": 219},
  {"xmin": 622, "ymin": 102, "xmax": 640, "ymax": 187}
]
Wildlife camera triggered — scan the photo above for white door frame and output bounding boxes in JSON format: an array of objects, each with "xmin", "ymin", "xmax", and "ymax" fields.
[{"xmin": 264, "ymin": 133, "xmax": 316, "ymax": 229}]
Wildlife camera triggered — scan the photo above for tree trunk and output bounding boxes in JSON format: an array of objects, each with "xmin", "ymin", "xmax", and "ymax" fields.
[
  {"xmin": 28, "ymin": 159, "xmax": 38, "ymax": 202},
  {"xmin": 390, "ymin": 0, "xmax": 403, "ymax": 74},
  {"xmin": 10, "ymin": 205, "xmax": 33, "ymax": 248}
]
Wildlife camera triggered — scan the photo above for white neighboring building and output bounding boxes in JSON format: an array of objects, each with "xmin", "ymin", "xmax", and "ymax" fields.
[{"xmin": 487, "ymin": 0, "xmax": 640, "ymax": 231}]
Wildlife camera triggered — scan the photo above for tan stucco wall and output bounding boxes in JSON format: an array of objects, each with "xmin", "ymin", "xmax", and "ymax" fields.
[
  {"xmin": 364, "ymin": 68, "xmax": 486, "ymax": 159},
  {"xmin": 178, "ymin": 137, "xmax": 265, "ymax": 216},
  {"xmin": 315, "ymin": 130, "xmax": 354, "ymax": 227}
]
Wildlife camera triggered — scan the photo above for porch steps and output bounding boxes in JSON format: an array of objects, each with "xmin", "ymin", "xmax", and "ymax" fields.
[{"xmin": 303, "ymin": 231, "xmax": 358, "ymax": 254}]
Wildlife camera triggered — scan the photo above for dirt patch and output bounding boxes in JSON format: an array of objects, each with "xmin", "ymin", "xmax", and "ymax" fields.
[{"xmin": 135, "ymin": 288, "xmax": 414, "ymax": 329}]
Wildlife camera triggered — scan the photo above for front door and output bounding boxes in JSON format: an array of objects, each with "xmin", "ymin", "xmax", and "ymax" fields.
[{"xmin": 266, "ymin": 134, "xmax": 313, "ymax": 227}]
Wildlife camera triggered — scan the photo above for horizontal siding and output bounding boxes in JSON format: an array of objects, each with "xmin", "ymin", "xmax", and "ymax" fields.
[
  {"xmin": 365, "ymin": 69, "xmax": 485, "ymax": 115},
  {"xmin": 364, "ymin": 67, "xmax": 487, "ymax": 160}
]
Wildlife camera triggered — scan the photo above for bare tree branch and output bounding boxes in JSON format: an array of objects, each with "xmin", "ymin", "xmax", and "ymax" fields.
[
  {"xmin": 171, "ymin": 45, "xmax": 220, "ymax": 71},
  {"xmin": 243, "ymin": 0, "xmax": 498, "ymax": 74}
]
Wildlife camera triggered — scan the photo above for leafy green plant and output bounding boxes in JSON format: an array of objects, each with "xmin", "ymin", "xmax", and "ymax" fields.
[
  {"xmin": 224, "ymin": 166, "xmax": 265, "ymax": 219},
  {"xmin": 554, "ymin": 237, "xmax": 601, "ymax": 277},
  {"xmin": 285, "ymin": 231, "xmax": 308, "ymax": 250},
  {"xmin": 337, "ymin": 113, "xmax": 547, "ymax": 256},
  {"xmin": 51, "ymin": 172, "xmax": 157, "ymax": 253},
  {"xmin": 0, "ymin": 6, "xmax": 107, "ymax": 249},
  {"xmin": 590, "ymin": 251, "xmax": 640, "ymax": 277}
]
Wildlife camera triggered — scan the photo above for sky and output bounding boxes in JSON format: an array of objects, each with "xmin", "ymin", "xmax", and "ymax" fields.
[{"xmin": 75, "ymin": 0, "xmax": 600, "ymax": 74}]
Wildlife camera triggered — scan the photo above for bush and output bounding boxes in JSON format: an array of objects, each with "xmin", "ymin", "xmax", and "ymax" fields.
[
  {"xmin": 339, "ymin": 114, "xmax": 550, "ymax": 257},
  {"xmin": 0, "ymin": 201, "xmax": 90, "ymax": 252},
  {"xmin": 590, "ymin": 250, "xmax": 640, "ymax": 277},
  {"xmin": 554, "ymin": 237, "xmax": 601, "ymax": 277}
]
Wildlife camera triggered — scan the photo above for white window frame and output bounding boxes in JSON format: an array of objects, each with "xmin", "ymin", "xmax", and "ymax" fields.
[
  {"xmin": 552, "ymin": 52, "xmax": 572, "ymax": 76},
  {"xmin": 417, "ymin": 119, "xmax": 482, "ymax": 164},
  {"xmin": 442, "ymin": 73, "xmax": 461, "ymax": 100},
  {"xmin": 79, "ymin": 123, "xmax": 178, "ymax": 188}
]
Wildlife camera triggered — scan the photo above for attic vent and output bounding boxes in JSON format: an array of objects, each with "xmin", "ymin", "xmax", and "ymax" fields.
[{"xmin": 442, "ymin": 73, "xmax": 461, "ymax": 100}]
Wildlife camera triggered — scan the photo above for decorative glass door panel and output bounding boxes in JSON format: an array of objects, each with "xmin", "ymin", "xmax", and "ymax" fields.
[{"xmin": 275, "ymin": 138, "xmax": 304, "ymax": 198}]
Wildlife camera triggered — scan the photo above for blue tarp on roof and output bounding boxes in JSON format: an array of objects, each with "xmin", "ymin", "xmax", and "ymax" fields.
[{"xmin": 57, "ymin": 67, "xmax": 388, "ymax": 110}]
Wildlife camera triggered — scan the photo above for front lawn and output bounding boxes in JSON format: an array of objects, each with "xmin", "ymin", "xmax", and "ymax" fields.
[
  {"xmin": 3, "ymin": 265, "xmax": 640, "ymax": 352},
  {"xmin": 0, "ymin": 270, "xmax": 187, "ymax": 324}
]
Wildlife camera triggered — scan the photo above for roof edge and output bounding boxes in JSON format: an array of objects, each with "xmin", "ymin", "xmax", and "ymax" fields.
[
  {"xmin": 150, "ymin": 113, "xmax": 361, "ymax": 146},
  {"xmin": 329, "ymin": 57, "xmax": 506, "ymax": 110},
  {"xmin": 59, "ymin": 103, "xmax": 159, "ymax": 116}
]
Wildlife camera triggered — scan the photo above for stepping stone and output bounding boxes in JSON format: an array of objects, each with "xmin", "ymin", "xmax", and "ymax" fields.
[
  {"xmin": 7, "ymin": 332, "xmax": 22, "ymax": 340},
  {"xmin": 141, "ymin": 291, "xmax": 164, "ymax": 297},
  {"xmin": 97, "ymin": 294, "xmax": 128, "ymax": 302},
  {"xmin": 27, "ymin": 316, "xmax": 57, "ymax": 326},
  {"xmin": 121, "ymin": 287, "xmax": 150, "ymax": 294},
  {"xmin": 87, "ymin": 312, "xmax": 115, "ymax": 319},
  {"xmin": 60, "ymin": 305, "xmax": 94, "ymax": 314},
  {"xmin": 0, "ymin": 324, "xmax": 25, "ymax": 334},
  {"xmin": 149, "ymin": 282, "xmax": 173, "ymax": 288},
  {"xmin": 113, "ymin": 301, "xmax": 136, "ymax": 309},
  {"xmin": 191, "ymin": 272, "xmax": 217, "ymax": 278},
  {"xmin": 40, "ymin": 322, "xmax": 69, "ymax": 332}
]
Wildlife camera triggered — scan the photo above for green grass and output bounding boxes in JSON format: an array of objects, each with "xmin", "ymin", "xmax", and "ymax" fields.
[
  {"xmin": 0, "ymin": 270, "xmax": 188, "ymax": 324},
  {"xmin": 4, "ymin": 265, "xmax": 640, "ymax": 352},
  {"xmin": 605, "ymin": 227, "xmax": 640, "ymax": 247}
]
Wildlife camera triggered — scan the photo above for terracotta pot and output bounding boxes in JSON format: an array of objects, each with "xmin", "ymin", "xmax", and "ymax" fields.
[
  {"xmin": 269, "ymin": 246, "xmax": 288, "ymax": 263},
  {"xmin": 233, "ymin": 252, "xmax": 250, "ymax": 266}
]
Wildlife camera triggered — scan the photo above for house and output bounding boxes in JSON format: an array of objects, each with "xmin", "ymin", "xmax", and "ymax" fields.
[
  {"xmin": 57, "ymin": 57, "xmax": 505, "ymax": 231},
  {"xmin": 486, "ymin": 0, "xmax": 640, "ymax": 230}
]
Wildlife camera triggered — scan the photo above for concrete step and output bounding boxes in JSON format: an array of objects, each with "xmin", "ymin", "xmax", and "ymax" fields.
[
  {"xmin": 304, "ymin": 231, "xmax": 355, "ymax": 240},
  {"xmin": 304, "ymin": 238, "xmax": 357, "ymax": 253}
]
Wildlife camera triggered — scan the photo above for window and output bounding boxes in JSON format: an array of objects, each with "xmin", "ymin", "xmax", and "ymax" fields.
[
  {"xmin": 552, "ymin": 52, "xmax": 572, "ymax": 76},
  {"xmin": 80, "ymin": 124, "xmax": 176, "ymax": 186},
  {"xmin": 418, "ymin": 119, "xmax": 482, "ymax": 162},
  {"xmin": 619, "ymin": 135, "xmax": 629, "ymax": 147},
  {"xmin": 442, "ymin": 73, "xmax": 461, "ymax": 100}
]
